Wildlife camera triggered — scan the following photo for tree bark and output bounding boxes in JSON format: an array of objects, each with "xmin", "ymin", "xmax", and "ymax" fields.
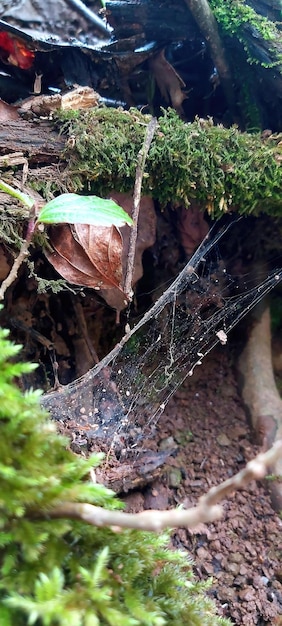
[{"xmin": 0, "ymin": 120, "xmax": 65, "ymax": 164}]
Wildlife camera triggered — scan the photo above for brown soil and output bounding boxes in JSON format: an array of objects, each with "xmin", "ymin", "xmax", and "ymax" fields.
[{"xmin": 60, "ymin": 345, "xmax": 282, "ymax": 626}]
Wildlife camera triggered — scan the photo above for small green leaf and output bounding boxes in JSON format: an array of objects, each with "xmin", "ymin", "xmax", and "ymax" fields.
[
  {"xmin": 0, "ymin": 180, "xmax": 34, "ymax": 209},
  {"xmin": 37, "ymin": 194, "xmax": 133, "ymax": 227}
]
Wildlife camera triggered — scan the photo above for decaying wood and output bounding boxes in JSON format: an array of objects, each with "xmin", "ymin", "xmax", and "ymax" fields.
[
  {"xmin": 0, "ymin": 120, "xmax": 65, "ymax": 164},
  {"xmin": 18, "ymin": 87, "xmax": 101, "ymax": 117},
  {"xmin": 95, "ymin": 449, "xmax": 173, "ymax": 493}
]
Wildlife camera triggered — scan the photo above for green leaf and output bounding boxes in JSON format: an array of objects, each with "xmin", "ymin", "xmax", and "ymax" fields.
[
  {"xmin": 37, "ymin": 194, "xmax": 133, "ymax": 227},
  {"xmin": 0, "ymin": 180, "xmax": 34, "ymax": 209}
]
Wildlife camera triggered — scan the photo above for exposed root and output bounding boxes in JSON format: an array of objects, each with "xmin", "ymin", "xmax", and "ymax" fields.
[{"xmin": 238, "ymin": 301, "xmax": 282, "ymax": 511}]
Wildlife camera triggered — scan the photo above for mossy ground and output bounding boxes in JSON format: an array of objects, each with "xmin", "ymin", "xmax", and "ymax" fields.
[{"xmin": 0, "ymin": 327, "xmax": 231, "ymax": 626}]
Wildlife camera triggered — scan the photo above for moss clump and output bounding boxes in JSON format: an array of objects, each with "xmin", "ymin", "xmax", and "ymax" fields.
[
  {"xmin": 0, "ymin": 326, "xmax": 230, "ymax": 626},
  {"xmin": 56, "ymin": 107, "xmax": 150, "ymax": 193},
  {"xmin": 208, "ymin": 1, "xmax": 282, "ymax": 129},
  {"xmin": 54, "ymin": 107, "xmax": 282, "ymax": 217},
  {"xmin": 209, "ymin": 0, "xmax": 282, "ymax": 67}
]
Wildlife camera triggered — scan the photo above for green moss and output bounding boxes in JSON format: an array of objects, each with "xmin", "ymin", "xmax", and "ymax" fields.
[
  {"xmin": 56, "ymin": 107, "xmax": 151, "ymax": 194},
  {"xmin": 210, "ymin": 0, "xmax": 277, "ymax": 40},
  {"xmin": 0, "ymin": 204, "xmax": 29, "ymax": 246},
  {"xmin": 209, "ymin": 0, "xmax": 282, "ymax": 67},
  {"xmin": 54, "ymin": 107, "xmax": 282, "ymax": 217},
  {"xmin": 0, "ymin": 327, "xmax": 231, "ymax": 626}
]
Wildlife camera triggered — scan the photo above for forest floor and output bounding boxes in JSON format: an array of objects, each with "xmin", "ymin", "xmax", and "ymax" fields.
[
  {"xmin": 59, "ymin": 344, "xmax": 282, "ymax": 626},
  {"xmin": 1, "ymin": 4, "xmax": 281, "ymax": 623}
]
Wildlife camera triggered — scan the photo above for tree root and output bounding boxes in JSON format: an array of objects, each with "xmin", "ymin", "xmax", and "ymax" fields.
[{"xmin": 238, "ymin": 301, "xmax": 282, "ymax": 511}]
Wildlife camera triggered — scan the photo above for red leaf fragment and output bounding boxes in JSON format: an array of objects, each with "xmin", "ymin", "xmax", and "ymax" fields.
[{"xmin": 0, "ymin": 32, "xmax": 34, "ymax": 69}]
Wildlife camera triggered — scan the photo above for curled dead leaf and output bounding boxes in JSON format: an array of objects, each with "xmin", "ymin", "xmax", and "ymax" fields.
[
  {"xmin": 0, "ymin": 98, "xmax": 19, "ymax": 121},
  {"xmin": 44, "ymin": 193, "xmax": 157, "ymax": 314},
  {"xmin": 71, "ymin": 222, "xmax": 123, "ymax": 287},
  {"xmin": 45, "ymin": 222, "xmax": 124, "ymax": 291},
  {"xmin": 149, "ymin": 49, "xmax": 187, "ymax": 117}
]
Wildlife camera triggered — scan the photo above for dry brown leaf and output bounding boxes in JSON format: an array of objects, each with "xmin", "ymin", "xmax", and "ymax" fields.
[
  {"xmin": 45, "ymin": 223, "xmax": 123, "ymax": 290},
  {"xmin": 71, "ymin": 223, "xmax": 123, "ymax": 287},
  {"xmin": 0, "ymin": 245, "xmax": 11, "ymax": 280},
  {"xmin": 149, "ymin": 49, "xmax": 187, "ymax": 116},
  {"xmin": 0, "ymin": 98, "xmax": 19, "ymax": 121},
  {"xmin": 45, "ymin": 194, "xmax": 157, "ymax": 314},
  {"xmin": 100, "ymin": 193, "xmax": 157, "ymax": 313},
  {"xmin": 178, "ymin": 204, "xmax": 209, "ymax": 256}
]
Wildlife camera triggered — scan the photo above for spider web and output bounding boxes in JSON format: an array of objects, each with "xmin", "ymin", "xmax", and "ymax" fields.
[{"xmin": 42, "ymin": 216, "xmax": 282, "ymax": 448}]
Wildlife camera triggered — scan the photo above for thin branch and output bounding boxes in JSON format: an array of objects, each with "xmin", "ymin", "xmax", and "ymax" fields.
[
  {"xmin": 0, "ymin": 204, "xmax": 37, "ymax": 301},
  {"xmin": 0, "ymin": 239, "xmax": 31, "ymax": 301},
  {"xmin": 41, "ymin": 440, "xmax": 282, "ymax": 532},
  {"xmin": 43, "ymin": 500, "xmax": 222, "ymax": 532},
  {"xmin": 123, "ymin": 117, "xmax": 157, "ymax": 299},
  {"xmin": 184, "ymin": 0, "xmax": 238, "ymax": 122},
  {"xmin": 199, "ymin": 439, "xmax": 282, "ymax": 507}
]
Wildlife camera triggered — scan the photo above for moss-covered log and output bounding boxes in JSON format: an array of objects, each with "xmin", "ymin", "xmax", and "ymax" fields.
[
  {"xmin": 53, "ymin": 107, "xmax": 282, "ymax": 216},
  {"xmin": 0, "ymin": 107, "xmax": 281, "ymax": 245},
  {"xmin": 209, "ymin": 0, "xmax": 282, "ymax": 129}
]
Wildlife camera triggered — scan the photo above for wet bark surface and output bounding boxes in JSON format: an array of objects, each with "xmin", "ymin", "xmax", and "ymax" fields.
[{"xmin": 0, "ymin": 120, "xmax": 65, "ymax": 162}]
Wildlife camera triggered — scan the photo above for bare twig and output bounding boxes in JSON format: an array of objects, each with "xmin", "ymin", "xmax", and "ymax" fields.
[
  {"xmin": 123, "ymin": 117, "xmax": 157, "ymax": 300},
  {"xmin": 0, "ymin": 211, "xmax": 37, "ymax": 301},
  {"xmin": 42, "ymin": 440, "xmax": 282, "ymax": 532},
  {"xmin": 0, "ymin": 239, "xmax": 31, "ymax": 301},
  {"xmin": 0, "ymin": 182, "xmax": 37, "ymax": 300},
  {"xmin": 199, "ymin": 440, "xmax": 282, "ymax": 507}
]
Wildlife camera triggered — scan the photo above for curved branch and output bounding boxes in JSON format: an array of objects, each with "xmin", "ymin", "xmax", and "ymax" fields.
[{"xmin": 36, "ymin": 442, "xmax": 282, "ymax": 532}]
